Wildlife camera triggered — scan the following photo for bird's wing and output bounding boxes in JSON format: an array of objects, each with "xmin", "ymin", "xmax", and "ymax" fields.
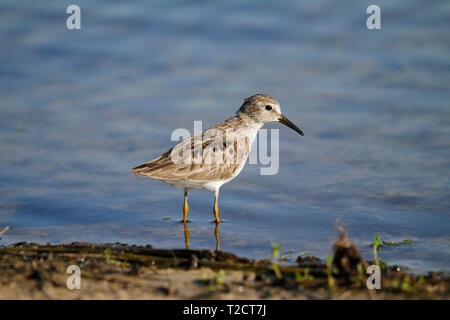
[{"xmin": 131, "ymin": 124, "xmax": 251, "ymax": 182}]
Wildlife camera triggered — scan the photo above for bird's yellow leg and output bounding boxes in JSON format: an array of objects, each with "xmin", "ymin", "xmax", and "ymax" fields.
[
  {"xmin": 214, "ymin": 222, "xmax": 220, "ymax": 251},
  {"xmin": 183, "ymin": 189, "xmax": 189, "ymax": 223},
  {"xmin": 213, "ymin": 193, "xmax": 221, "ymax": 223},
  {"xmin": 184, "ymin": 222, "xmax": 190, "ymax": 250}
]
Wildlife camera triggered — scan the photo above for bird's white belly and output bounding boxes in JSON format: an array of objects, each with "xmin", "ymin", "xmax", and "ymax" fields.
[{"xmin": 162, "ymin": 179, "xmax": 230, "ymax": 192}]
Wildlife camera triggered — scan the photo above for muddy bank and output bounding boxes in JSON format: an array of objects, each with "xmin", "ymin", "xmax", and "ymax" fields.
[{"xmin": 0, "ymin": 237, "xmax": 448, "ymax": 299}]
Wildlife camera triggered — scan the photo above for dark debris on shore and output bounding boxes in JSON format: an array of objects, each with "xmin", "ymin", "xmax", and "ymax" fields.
[{"xmin": 0, "ymin": 228, "xmax": 448, "ymax": 299}]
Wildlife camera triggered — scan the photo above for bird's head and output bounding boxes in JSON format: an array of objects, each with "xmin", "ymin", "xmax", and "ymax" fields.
[{"xmin": 237, "ymin": 94, "xmax": 304, "ymax": 136}]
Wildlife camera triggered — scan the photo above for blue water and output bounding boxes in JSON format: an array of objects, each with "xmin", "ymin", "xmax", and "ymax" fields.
[{"xmin": 0, "ymin": 0, "xmax": 449, "ymax": 273}]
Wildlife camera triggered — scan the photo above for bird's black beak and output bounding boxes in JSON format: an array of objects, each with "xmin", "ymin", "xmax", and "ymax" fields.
[{"xmin": 278, "ymin": 114, "xmax": 304, "ymax": 136}]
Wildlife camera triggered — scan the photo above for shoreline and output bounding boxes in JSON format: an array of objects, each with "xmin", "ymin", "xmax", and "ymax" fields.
[{"xmin": 0, "ymin": 237, "xmax": 448, "ymax": 299}]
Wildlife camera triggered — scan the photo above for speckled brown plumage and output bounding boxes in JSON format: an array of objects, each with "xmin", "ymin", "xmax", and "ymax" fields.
[
  {"xmin": 131, "ymin": 94, "xmax": 303, "ymax": 223},
  {"xmin": 131, "ymin": 94, "xmax": 280, "ymax": 182}
]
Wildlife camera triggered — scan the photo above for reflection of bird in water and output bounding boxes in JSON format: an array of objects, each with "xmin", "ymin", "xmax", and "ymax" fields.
[
  {"xmin": 131, "ymin": 94, "xmax": 303, "ymax": 226},
  {"xmin": 183, "ymin": 223, "xmax": 220, "ymax": 251}
]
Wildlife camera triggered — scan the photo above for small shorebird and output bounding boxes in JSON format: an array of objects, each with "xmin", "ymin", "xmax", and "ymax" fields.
[{"xmin": 131, "ymin": 94, "xmax": 303, "ymax": 224}]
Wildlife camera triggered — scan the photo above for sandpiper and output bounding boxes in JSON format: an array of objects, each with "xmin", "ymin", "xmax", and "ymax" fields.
[{"xmin": 131, "ymin": 94, "xmax": 304, "ymax": 223}]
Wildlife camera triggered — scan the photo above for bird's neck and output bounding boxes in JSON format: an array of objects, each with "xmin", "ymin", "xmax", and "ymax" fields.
[
  {"xmin": 231, "ymin": 113, "xmax": 264, "ymax": 148},
  {"xmin": 236, "ymin": 112, "xmax": 264, "ymax": 130}
]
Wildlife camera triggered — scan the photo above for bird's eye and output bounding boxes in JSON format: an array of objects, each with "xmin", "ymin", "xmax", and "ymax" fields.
[{"xmin": 265, "ymin": 105, "xmax": 272, "ymax": 111}]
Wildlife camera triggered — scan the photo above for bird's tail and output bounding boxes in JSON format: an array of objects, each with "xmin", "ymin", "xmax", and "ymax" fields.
[
  {"xmin": 131, "ymin": 158, "xmax": 161, "ymax": 177},
  {"xmin": 130, "ymin": 149, "xmax": 173, "ymax": 177}
]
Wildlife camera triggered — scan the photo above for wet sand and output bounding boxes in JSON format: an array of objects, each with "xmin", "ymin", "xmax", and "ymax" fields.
[{"xmin": 0, "ymin": 237, "xmax": 448, "ymax": 300}]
